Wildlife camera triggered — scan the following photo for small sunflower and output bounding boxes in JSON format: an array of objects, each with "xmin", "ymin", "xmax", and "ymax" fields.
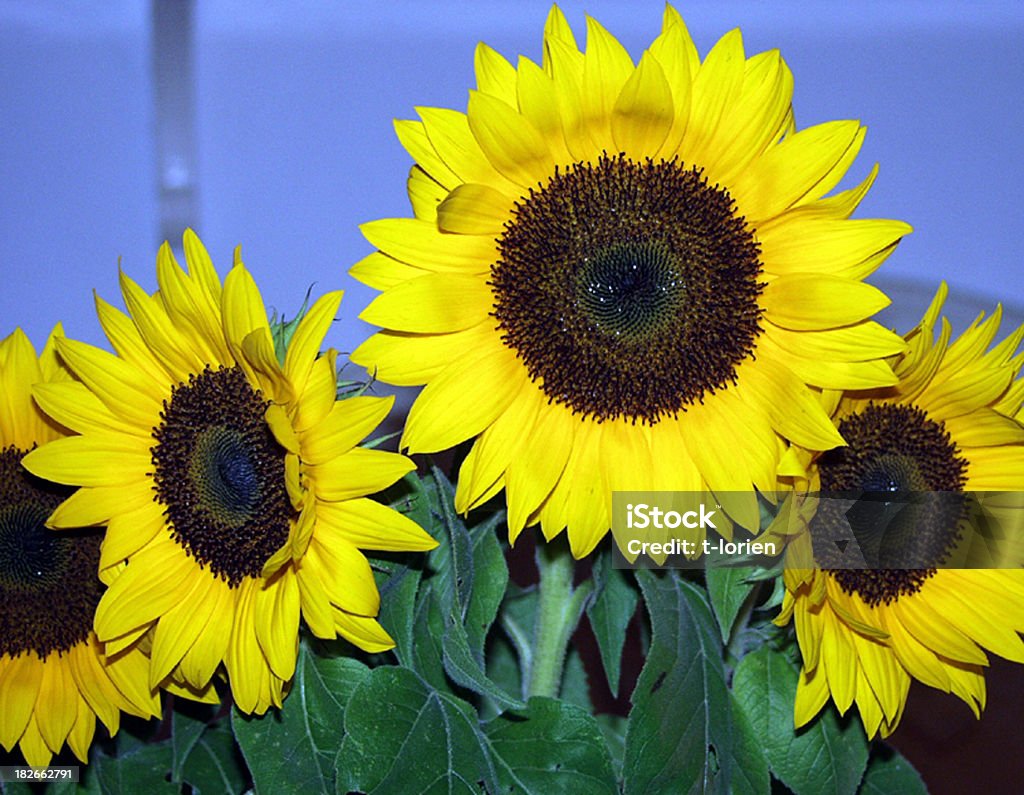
[
  {"xmin": 0, "ymin": 328, "xmax": 160, "ymax": 767},
  {"xmin": 351, "ymin": 5, "xmax": 911, "ymax": 556},
  {"xmin": 23, "ymin": 231, "xmax": 436, "ymax": 714},
  {"xmin": 775, "ymin": 283, "xmax": 1024, "ymax": 737}
]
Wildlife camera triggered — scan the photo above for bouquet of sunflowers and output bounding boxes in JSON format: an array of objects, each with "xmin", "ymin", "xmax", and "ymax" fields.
[{"xmin": 1, "ymin": 6, "xmax": 1021, "ymax": 794}]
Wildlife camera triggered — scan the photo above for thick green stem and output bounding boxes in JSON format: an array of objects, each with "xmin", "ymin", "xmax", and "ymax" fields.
[{"xmin": 527, "ymin": 538, "xmax": 593, "ymax": 699}]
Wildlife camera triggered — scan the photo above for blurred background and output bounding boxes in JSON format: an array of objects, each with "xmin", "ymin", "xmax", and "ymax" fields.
[{"xmin": 1, "ymin": 2, "xmax": 1022, "ymax": 790}]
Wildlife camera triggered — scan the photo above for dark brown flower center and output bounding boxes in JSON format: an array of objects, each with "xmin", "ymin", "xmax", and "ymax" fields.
[
  {"xmin": 490, "ymin": 153, "xmax": 763, "ymax": 423},
  {"xmin": 0, "ymin": 445, "xmax": 102, "ymax": 657},
  {"xmin": 816, "ymin": 403, "xmax": 968, "ymax": 605},
  {"xmin": 151, "ymin": 366, "xmax": 292, "ymax": 586}
]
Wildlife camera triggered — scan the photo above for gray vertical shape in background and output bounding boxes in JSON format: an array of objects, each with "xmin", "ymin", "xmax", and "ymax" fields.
[{"xmin": 152, "ymin": 0, "xmax": 198, "ymax": 251}]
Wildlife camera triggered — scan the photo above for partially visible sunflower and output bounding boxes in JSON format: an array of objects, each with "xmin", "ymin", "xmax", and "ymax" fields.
[
  {"xmin": 775, "ymin": 283, "xmax": 1024, "ymax": 737},
  {"xmin": 0, "ymin": 328, "xmax": 160, "ymax": 766},
  {"xmin": 351, "ymin": 4, "xmax": 911, "ymax": 557},
  {"xmin": 24, "ymin": 231, "xmax": 436, "ymax": 714}
]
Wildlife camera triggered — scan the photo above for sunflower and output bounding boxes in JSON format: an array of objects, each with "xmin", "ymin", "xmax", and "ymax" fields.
[
  {"xmin": 775, "ymin": 282, "xmax": 1024, "ymax": 737},
  {"xmin": 351, "ymin": 4, "xmax": 911, "ymax": 557},
  {"xmin": 23, "ymin": 230, "xmax": 436, "ymax": 714},
  {"xmin": 0, "ymin": 327, "xmax": 161, "ymax": 767}
]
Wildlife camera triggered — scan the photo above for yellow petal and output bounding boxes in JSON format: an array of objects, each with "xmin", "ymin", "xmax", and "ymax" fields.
[
  {"xmin": 32, "ymin": 381, "xmax": 139, "ymax": 437},
  {"xmin": 758, "ymin": 216, "xmax": 912, "ymax": 279},
  {"xmin": 682, "ymin": 28, "xmax": 746, "ymax": 168},
  {"xmin": 23, "ymin": 435, "xmax": 152, "ymax": 487},
  {"xmin": 732, "ymin": 120, "xmax": 865, "ymax": 222},
  {"xmin": 0, "ymin": 653, "xmax": 43, "ymax": 749},
  {"xmin": 308, "ymin": 537, "xmax": 379, "ymax": 616},
  {"xmin": 767, "ymin": 321, "xmax": 907, "ymax": 362},
  {"xmin": 265, "ymin": 404, "xmax": 300, "ymax": 455},
  {"xmin": 296, "ymin": 564, "xmax": 337, "ymax": 639},
  {"xmin": 94, "ymin": 541, "xmax": 200, "ymax": 640},
  {"xmin": 334, "ymin": 611, "xmax": 394, "ymax": 654},
  {"xmin": 99, "ymin": 499, "xmax": 167, "ymax": 573},
  {"xmin": 301, "ymin": 395, "xmax": 394, "ymax": 464},
  {"xmin": 351, "ymin": 323, "xmax": 492, "ymax": 386},
  {"xmin": 647, "ymin": 23, "xmax": 694, "ymax": 160},
  {"xmin": 394, "ymin": 119, "xmax": 459, "ymax": 191},
  {"xmin": 436, "ymin": 183, "xmax": 513, "ymax": 236},
  {"xmin": 737, "ymin": 358, "xmax": 844, "ymax": 451},
  {"xmin": 293, "ymin": 351, "xmax": 338, "ymax": 432},
  {"xmin": 362, "ymin": 218, "xmax": 496, "ymax": 274},
  {"xmin": 183, "ymin": 228, "xmax": 224, "ymax": 305},
  {"xmin": 176, "ymin": 580, "xmax": 234, "ymax": 686},
  {"xmin": 313, "ymin": 447, "xmax": 415, "ymax": 501},
  {"xmin": 474, "ymin": 41, "xmax": 517, "ymax": 105},
  {"xmin": 34, "ymin": 656, "xmax": 78, "ymax": 753},
  {"xmin": 149, "ymin": 574, "xmax": 214, "ymax": 688},
  {"xmin": 318, "ymin": 497, "xmax": 437, "ymax": 552},
  {"xmin": 119, "ymin": 268, "xmax": 204, "ymax": 378},
  {"xmin": 156, "ymin": 240, "xmax": 229, "ymax": 365},
  {"xmin": 761, "ymin": 274, "xmax": 890, "ymax": 331},
  {"xmin": 408, "ymin": 165, "xmax": 447, "ymax": 222},
  {"xmin": 283, "ymin": 291, "xmax": 343, "ymax": 393},
  {"xmin": 54, "ymin": 337, "xmax": 164, "ymax": 429},
  {"xmin": 506, "ymin": 396, "xmax": 574, "ymax": 535},
  {"xmin": 402, "ymin": 343, "xmax": 526, "ymax": 453},
  {"xmin": 418, "ymin": 105, "xmax": 520, "ymax": 194},
  {"xmin": 611, "ymin": 52, "xmax": 674, "ymax": 158},
  {"xmin": 222, "ymin": 263, "xmax": 273, "ymax": 353},
  {"xmin": 360, "ymin": 273, "xmax": 492, "ymax": 333},
  {"xmin": 516, "ymin": 56, "xmax": 574, "ymax": 166},
  {"xmin": 580, "ymin": 15, "xmax": 634, "ymax": 147},
  {"xmin": 467, "ymin": 90, "xmax": 556, "ymax": 188},
  {"xmin": 253, "ymin": 572, "xmax": 300, "ymax": 680},
  {"xmin": 94, "ymin": 294, "xmax": 174, "ymax": 386},
  {"xmin": 0, "ymin": 328, "xmax": 41, "ymax": 449}
]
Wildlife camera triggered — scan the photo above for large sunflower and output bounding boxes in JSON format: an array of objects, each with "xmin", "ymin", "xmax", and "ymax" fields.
[
  {"xmin": 351, "ymin": 5, "xmax": 911, "ymax": 556},
  {"xmin": 0, "ymin": 328, "xmax": 160, "ymax": 766},
  {"xmin": 775, "ymin": 283, "xmax": 1024, "ymax": 737},
  {"xmin": 23, "ymin": 231, "xmax": 436, "ymax": 714}
]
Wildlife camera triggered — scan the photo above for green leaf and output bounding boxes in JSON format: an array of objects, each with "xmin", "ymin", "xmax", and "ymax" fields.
[
  {"xmin": 586, "ymin": 550, "xmax": 638, "ymax": 696},
  {"xmin": 485, "ymin": 697, "xmax": 618, "ymax": 794},
  {"xmin": 94, "ymin": 742, "xmax": 177, "ymax": 795},
  {"xmin": 335, "ymin": 666, "xmax": 498, "ymax": 794},
  {"xmin": 178, "ymin": 721, "xmax": 248, "ymax": 795},
  {"xmin": 426, "ymin": 467, "xmax": 522, "ymax": 709},
  {"xmin": 705, "ymin": 565, "xmax": 756, "ymax": 645},
  {"xmin": 232, "ymin": 644, "xmax": 369, "ymax": 794},
  {"xmin": 170, "ymin": 701, "xmax": 218, "ymax": 783},
  {"xmin": 374, "ymin": 561, "xmax": 421, "ymax": 667},
  {"xmin": 443, "ymin": 617, "xmax": 526, "ymax": 711},
  {"xmin": 595, "ymin": 714, "xmax": 627, "ymax": 783},
  {"xmin": 858, "ymin": 745, "xmax": 926, "ymax": 795},
  {"xmin": 388, "ymin": 470, "xmax": 435, "ymax": 538},
  {"xmin": 464, "ymin": 513, "xmax": 508, "ymax": 658},
  {"xmin": 500, "ymin": 585, "xmax": 539, "ymax": 685},
  {"xmin": 410, "ymin": 583, "xmax": 451, "ymax": 692},
  {"xmin": 427, "ymin": 466, "xmax": 475, "ymax": 618},
  {"xmin": 560, "ymin": 648, "xmax": 591, "ymax": 711},
  {"xmin": 484, "ymin": 635, "xmax": 525, "ymax": 720},
  {"xmin": 270, "ymin": 293, "xmax": 311, "ymax": 366},
  {"xmin": 728, "ymin": 693, "xmax": 770, "ymax": 795},
  {"xmin": 732, "ymin": 645, "xmax": 869, "ymax": 795},
  {"xmin": 623, "ymin": 571, "xmax": 736, "ymax": 794}
]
